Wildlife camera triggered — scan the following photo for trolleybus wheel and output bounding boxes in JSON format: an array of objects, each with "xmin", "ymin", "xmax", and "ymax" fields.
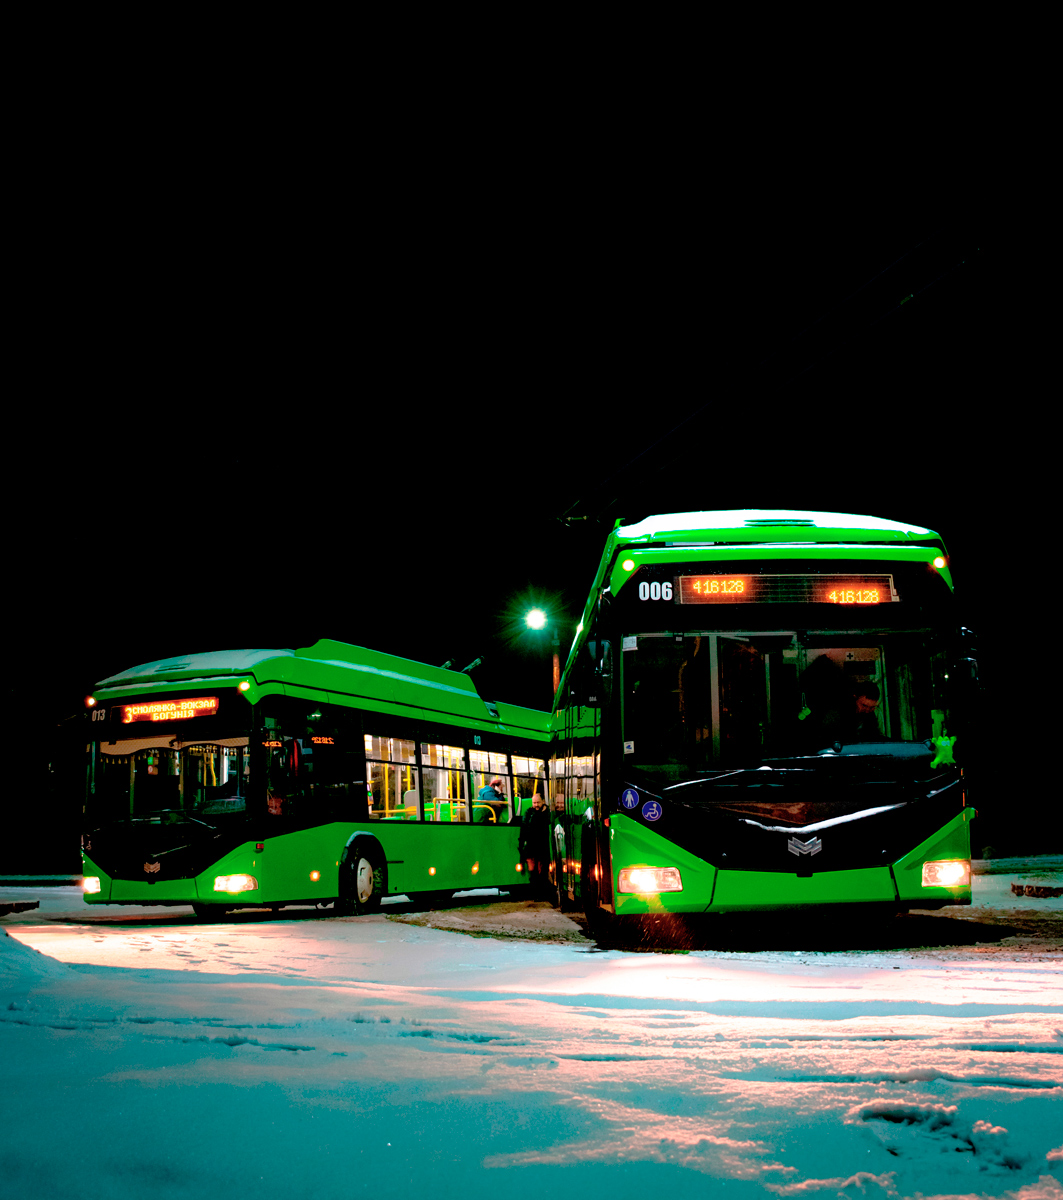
[{"xmin": 338, "ymin": 850, "xmax": 383, "ymax": 916}]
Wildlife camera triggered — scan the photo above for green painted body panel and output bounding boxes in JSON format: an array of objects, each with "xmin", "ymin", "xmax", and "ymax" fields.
[
  {"xmin": 203, "ymin": 823, "xmax": 523, "ymax": 902},
  {"xmin": 609, "ymin": 815, "xmax": 717, "ymax": 914},
  {"xmin": 710, "ymin": 865, "xmax": 897, "ymax": 911},
  {"xmin": 80, "ymin": 853, "xmax": 112, "ymax": 902},
  {"xmin": 892, "ymin": 809, "xmax": 973, "ymax": 905},
  {"xmin": 83, "ymin": 824, "xmax": 524, "ymax": 908}
]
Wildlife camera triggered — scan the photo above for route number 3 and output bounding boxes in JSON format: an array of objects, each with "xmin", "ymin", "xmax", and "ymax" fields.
[{"xmin": 638, "ymin": 581, "xmax": 673, "ymax": 601}]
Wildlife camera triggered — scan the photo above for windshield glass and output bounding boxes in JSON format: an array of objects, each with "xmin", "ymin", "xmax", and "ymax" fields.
[
  {"xmin": 88, "ymin": 734, "xmax": 251, "ymax": 823},
  {"xmin": 621, "ymin": 630, "xmax": 946, "ymax": 786}
]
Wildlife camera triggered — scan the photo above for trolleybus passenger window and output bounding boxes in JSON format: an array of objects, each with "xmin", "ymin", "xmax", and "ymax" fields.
[
  {"xmin": 420, "ymin": 743, "xmax": 469, "ymax": 822},
  {"xmin": 363, "ymin": 735, "xmax": 420, "ymax": 821},
  {"xmin": 470, "ymin": 749, "xmax": 512, "ymax": 823},
  {"xmin": 510, "ymin": 756, "xmax": 546, "ymax": 820}
]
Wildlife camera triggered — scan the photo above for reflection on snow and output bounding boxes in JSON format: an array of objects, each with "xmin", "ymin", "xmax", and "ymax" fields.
[{"xmin": 2, "ymin": 910, "xmax": 1062, "ymax": 1200}]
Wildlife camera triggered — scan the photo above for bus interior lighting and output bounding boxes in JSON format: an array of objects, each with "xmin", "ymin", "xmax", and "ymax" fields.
[
  {"xmin": 82, "ymin": 877, "xmax": 101, "ymax": 893},
  {"xmin": 921, "ymin": 860, "xmax": 970, "ymax": 887},
  {"xmin": 618, "ymin": 867, "xmax": 683, "ymax": 894},
  {"xmin": 213, "ymin": 875, "xmax": 259, "ymax": 893}
]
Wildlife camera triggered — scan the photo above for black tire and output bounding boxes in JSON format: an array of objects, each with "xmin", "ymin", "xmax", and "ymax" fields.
[
  {"xmin": 192, "ymin": 904, "xmax": 229, "ymax": 921},
  {"xmin": 338, "ymin": 847, "xmax": 384, "ymax": 915}
]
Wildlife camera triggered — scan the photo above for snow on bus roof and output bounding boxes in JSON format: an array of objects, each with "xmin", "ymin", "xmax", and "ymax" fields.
[{"xmin": 615, "ymin": 509, "xmax": 936, "ymax": 542}]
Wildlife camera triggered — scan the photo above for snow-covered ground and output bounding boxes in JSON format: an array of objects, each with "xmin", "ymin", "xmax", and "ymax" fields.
[{"xmin": 2, "ymin": 865, "xmax": 1061, "ymax": 1200}]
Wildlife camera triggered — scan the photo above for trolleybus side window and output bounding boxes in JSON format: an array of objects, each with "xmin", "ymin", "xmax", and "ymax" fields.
[
  {"xmin": 421, "ymin": 743, "xmax": 470, "ymax": 822},
  {"xmin": 469, "ymin": 749, "xmax": 512, "ymax": 824},
  {"xmin": 511, "ymin": 756, "xmax": 547, "ymax": 819},
  {"xmin": 364, "ymin": 735, "xmax": 420, "ymax": 821}
]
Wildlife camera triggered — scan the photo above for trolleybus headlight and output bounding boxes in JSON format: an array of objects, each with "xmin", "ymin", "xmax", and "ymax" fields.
[
  {"xmin": 618, "ymin": 867, "xmax": 683, "ymax": 894},
  {"xmin": 213, "ymin": 874, "xmax": 259, "ymax": 893},
  {"xmin": 921, "ymin": 860, "xmax": 970, "ymax": 887},
  {"xmin": 82, "ymin": 877, "xmax": 101, "ymax": 894}
]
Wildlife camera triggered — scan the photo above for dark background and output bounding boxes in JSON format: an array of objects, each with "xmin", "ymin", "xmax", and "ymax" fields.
[{"xmin": 7, "ymin": 209, "xmax": 1044, "ymax": 870}]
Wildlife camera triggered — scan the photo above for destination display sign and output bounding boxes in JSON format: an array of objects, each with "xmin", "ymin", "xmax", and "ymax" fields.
[
  {"xmin": 674, "ymin": 575, "xmax": 896, "ymax": 605},
  {"xmin": 121, "ymin": 696, "xmax": 220, "ymax": 724}
]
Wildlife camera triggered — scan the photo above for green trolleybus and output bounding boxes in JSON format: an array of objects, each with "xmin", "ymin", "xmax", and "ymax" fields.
[
  {"xmin": 548, "ymin": 511, "xmax": 978, "ymax": 932},
  {"xmin": 81, "ymin": 640, "xmax": 550, "ymax": 919}
]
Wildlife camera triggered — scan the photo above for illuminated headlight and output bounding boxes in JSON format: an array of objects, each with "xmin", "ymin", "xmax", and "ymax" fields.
[
  {"xmin": 921, "ymin": 860, "xmax": 970, "ymax": 887},
  {"xmin": 82, "ymin": 876, "xmax": 101, "ymax": 894},
  {"xmin": 213, "ymin": 874, "xmax": 259, "ymax": 893},
  {"xmin": 617, "ymin": 867, "xmax": 683, "ymax": 894}
]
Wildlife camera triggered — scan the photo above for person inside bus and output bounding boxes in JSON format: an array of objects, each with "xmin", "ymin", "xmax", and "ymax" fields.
[
  {"xmin": 848, "ymin": 682, "xmax": 883, "ymax": 740},
  {"xmin": 518, "ymin": 792, "xmax": 551, "ymax": 897},
  {"xmin": 475, "ymin": 776, "xmax": 507, "ymax": 823}
]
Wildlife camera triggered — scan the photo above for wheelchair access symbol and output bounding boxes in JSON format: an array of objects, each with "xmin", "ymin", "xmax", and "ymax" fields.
[
  {"xmin": 620, "ymin": 789, "xmax": 639, "ymax": 810},
  {"xmin": 641, "ymin": 801, "xmax": 662, "ymax": 822}
]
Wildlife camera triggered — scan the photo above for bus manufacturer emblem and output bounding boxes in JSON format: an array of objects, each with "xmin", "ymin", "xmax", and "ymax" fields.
[
  {"xmin": 144, "ymin": 861, "xmax": 161, "ymax": 873},
  {"xmin": 788, "ymin": 837, "xmax": 822, "ymax": 856}
]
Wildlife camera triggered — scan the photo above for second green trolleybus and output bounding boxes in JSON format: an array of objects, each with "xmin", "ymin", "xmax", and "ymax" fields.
[{"xmin": 81, "ymin": 640, "xmax": 550, "ymax": 918}]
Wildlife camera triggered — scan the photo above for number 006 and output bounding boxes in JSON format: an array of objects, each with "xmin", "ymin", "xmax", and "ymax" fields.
[{"xmin": 638, "ymin": 581, "xmax": 673, "ymax": 601}]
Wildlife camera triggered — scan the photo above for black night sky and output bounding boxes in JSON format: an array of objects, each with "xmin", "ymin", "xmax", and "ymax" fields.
[{"xmin": 8, "ymin": 209, "xmax": 1043, "ymax": 868}]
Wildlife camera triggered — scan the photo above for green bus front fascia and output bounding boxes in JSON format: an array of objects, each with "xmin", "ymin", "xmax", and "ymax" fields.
[{"xmin": 608, "ymin": 809, "xmax": 972, "ymax": 915}]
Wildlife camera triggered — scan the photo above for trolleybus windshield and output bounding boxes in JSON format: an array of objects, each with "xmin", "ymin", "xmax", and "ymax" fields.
[{"xmin": 616, "ymin": 560, "xmax": 955, "ymax": 785}]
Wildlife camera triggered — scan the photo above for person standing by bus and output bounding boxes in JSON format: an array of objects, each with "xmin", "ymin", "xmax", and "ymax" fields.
[{"xmin": 518, "ymin": 793, "xmax": 551, "ymax": 898}]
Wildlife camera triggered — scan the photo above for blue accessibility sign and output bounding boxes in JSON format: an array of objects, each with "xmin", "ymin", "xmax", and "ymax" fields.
[
  {"xmin": 641, "ymin": 801, "xmax": 663, "ymax": 822},
  {"xmin": 620, "ymin": 788, "xmax": 639, "ymax": 810}
]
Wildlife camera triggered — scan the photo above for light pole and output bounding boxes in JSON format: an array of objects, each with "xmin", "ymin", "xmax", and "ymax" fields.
[{"xmin": 525, "ymin": 609, "xmax": 561, "ymax": 699}]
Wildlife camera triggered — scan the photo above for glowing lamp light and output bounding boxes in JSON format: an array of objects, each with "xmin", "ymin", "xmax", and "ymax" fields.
[
  {"xmin": 309, "ymin": 870, "xmax": 321, "ymax": 882},
  {"xmin": 921, "ymin": 860, "xmax": 970, "ymax": 887},
  {"xmin": 515, "ymin": 863, "xmax": 523, "ymax": 872},
  {"xmin": 933, "ymin": 556, "xmax": 946, "ymax": 569},
  {"xmin": 471, "ymin": 862, "xmax": 479, "ymax": 874},
  {"xmin": 85, "ymin": 696, "xmax": 96, "ymax": 708},
  {"xmin": 429, "ymin": 867, "xmax": 436, "ymax": 876},
  {"xmin": 622, "ymin": 559, "xmax": 635, "ymax": 571},
  {"xmin": 238, "ymin": 680, "xmax": 251, "ymax": 692},
  {"xmin": 82, "ymin": 876, "xmax": 101, "ymax": 894},
  {"xmin": 617, "ymin": 867, "xmax": 683, "ymax": 894},
  {"xmin": 213, "ymin": 874, "xmax": 259, "ymax": 893},
  {"xmin": 525, "ymin": 609, "xmax": 547, "ymax": 630}
]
